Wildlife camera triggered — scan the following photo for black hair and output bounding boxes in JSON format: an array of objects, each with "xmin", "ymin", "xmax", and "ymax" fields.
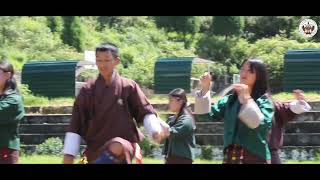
[
  {"xmin": 168, "ymin": 88, "xmax": 195, "ymax": 125},
  {"xmin": 0, "ymin": 60, "xmax": 17, "ymax": 91},
  {"xmin": 240, "ymin": 58, "xmax": 271, "ymax": 100},
  {"xmin": 208, "ymin": 71, "xmax": 217, "ymax": 81},
  {"xmin": 95, "ymin": 42, "xmax": 119, "ymax": 58}
]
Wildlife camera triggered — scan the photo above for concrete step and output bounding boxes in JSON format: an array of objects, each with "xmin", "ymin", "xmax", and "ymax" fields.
[
  {"xmin": 306, "ymin": 102, "xmax": 320, "ymax": 111},
  {"xmin": 194, "ymin": 133, "xmax": 320, "ymax": 146},
  {"xmin": 24, "ymin": 104, "xmax": 182, "ymax": 114},
  {"xmin": 283, "ymin": 133, "xmax": 320, "ymax": 146},
  {"xmin": 19, "ymin": 124, "xmax": 69, "ymax": 134},
  {"xmin": 22, "ymin": 114, "xmax": 172, "ymax": 125},
  {"xmin": 20, "ymin": 134, "xmax": 86, "ymax": 145},
  {"xmin": 267, "ymin": 146, "xmax": 320, "ymax": 161},
  {"xmin": 22, "ymin": 102, "xmax": 320, "ymax": 114},
  {"xmin": 20, "ymin": 133, "xmax": 320, "ymax": 146},
  {"xmin": 188, "ymin": 145, "xmax": 320, "ymax": 161},
  {"xmin": 23, "ymin": 114, "xmax": 72, "ymax": 124},
  {"xmin": 195, "ymin": 121, "xmax": 320, "ymax": 134},
  {"xmin": 19, "ymin": 120, "xmax": 320, "ymax": 146},
  {"xmin": 24, "ymin": 106, "xmax": 73, "ymax": 115},
  {"xmin": 20, "ymin": 133, "xmax": 218, "ymax": 145},
  {"xmin": 22, "ymin": 114, "xmax": 173, "ymax": 124},
  {"xmin": 293, "ymin": 111, "xmax": 320, "ymax": 122},
  {"xmin": 22, "ymin": 111, "xmax": 320, "ymax": 126},
  {"xmin": 285, "ymin": 121, "xmax": 320, "ymax": 133},
  {"xmin": 19, "ymin": 135, "xmax": 320, "ymax": 161},
  {"xmin": 21, "ymin": 144, "xmax": 87, "ymax": 155},
  {"xmin": 19, "ymin": 121, "xmax": 320, "ymax": 137},
  {"xmin": 195, "ymin": 134, "xmax": 224, "ymax": 146},
  {"xmin": 20, "ymin": 134, "xmax": 65, "ymax": 145},
  {"xmin": 194, "ymin": 111, "xmax": 320, "ymax": 122}
]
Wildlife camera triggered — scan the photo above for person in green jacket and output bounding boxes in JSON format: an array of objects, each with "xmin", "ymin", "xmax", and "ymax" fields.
[
  {"xmin": 162, "ymin": 88, "xmax": 196, "ymax": 164},
  {"xmin": 194, "ymin": 59, "xmax": 274, "ymax": 164},
  {"xmin": 0, "ymin": 60, "xmax": 24, "ymax": 164}
]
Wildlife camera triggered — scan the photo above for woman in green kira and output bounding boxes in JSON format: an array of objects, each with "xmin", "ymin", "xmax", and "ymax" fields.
[
  {"xmin": 194, "ymin": 59, "xmax": 274, "ymax": 164},
  {"xmin": 0, "ymin": 60, "xmax": 24, "ymax": 164},
  {"xmin": 161, "ymin": 88, "xmax": 196, "ymax": 164}
]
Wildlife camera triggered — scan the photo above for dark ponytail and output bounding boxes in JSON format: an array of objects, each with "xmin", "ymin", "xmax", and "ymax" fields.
[{"xmin": 0, "ymin": 60, "xmax": 17, "ymax": 91}]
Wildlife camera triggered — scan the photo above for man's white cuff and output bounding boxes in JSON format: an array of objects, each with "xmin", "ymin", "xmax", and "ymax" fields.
[
  {"xmin": 63, "ymin": 132, "xmax": 81, "ymax": 157},
  {"xmin": 143, "ymin": 114, "xmax": 162, "ymax": 136},
  {"xmin": 159, "ymin": 118, "xmax": 170, "ymax": 129}
]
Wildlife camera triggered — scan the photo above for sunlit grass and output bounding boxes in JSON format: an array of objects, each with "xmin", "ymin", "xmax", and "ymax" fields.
[{"xmin": 19, "ymin": 155, "xmax": 320, "ymax": 164}]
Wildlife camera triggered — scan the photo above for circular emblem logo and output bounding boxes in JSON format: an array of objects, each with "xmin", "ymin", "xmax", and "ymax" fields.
[{"xmin": 299, "ymin": 19, "xmax": 318, "ymax": 38}]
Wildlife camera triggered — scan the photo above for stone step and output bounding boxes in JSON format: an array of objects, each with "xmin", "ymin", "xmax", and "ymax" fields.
[
  {"xmin": 189, "ymin": 145, "xmax": 320, "ymax": 161},
  {"xmin": 195, "ymin": 122, "xmax": 223, "ymax": 134},
  {"xmin": 21, "ymin": 144, "xmax": 87, "ymax": 155},
  {"xmin": 19, "ymin": 121, "xmax": 320, "ymax": 135},
  {"xmin": 194, "ymin": 133, "xmax": 320, "ymax": 146},
  {"xmin": 24, "ymin": 106, "xmax": 73, "ymax": 115},
  {"xmin": 20, "ymin": 134, "xmax": 86, "ymax": 145},
  {"xmin": 195, "ymin": 121, "xmax": 320, "ymax": 134},
  {"xmin": 20, "ymin": 134, "xmax": 65, "ymax": 145},
  {"xmin": 22, "ymin": 102, "xmax": 320, "ymax": 114},
  {"xmin": 22, "ymin": 111, "xmax": 320, "ymax": 126},
  {"xmin": 23, "ymin": 114, "xmax": 72, "ymax": 124},
  {"xmin": 19, "ymin": 124, "xmax": 69, "ymax": 134},
  {"xmin": 293, "ymin": 111, "xmax": 320, "ymax": 122},
  {"xmin": 22, "ymin": 114, "xmax": 174, "ymax": 124},
  {"xmin": 195, "ymin": 134, "xmax": 224, "ymax": 146},
  {"xmin": 20, "ymin": 132, "xmax": 320, "ymax": 147},
  {"xmin": 19, "ymin": 123, "xmax": 149, "ymax": 134},
  {"xmin": 194, "ymin": 111, "xmax": 320, "ymax": 122},
  {"xmin": 24, "ymin": 104, "xmax": 183, "ymax": 114},
  {"xmin": 283, "ymin": 133, "xmax": 320, "ymax": 146},
  {"xmin": 23, "ymin": 102, "xmax": 320, "ymax": 115},
  {"xmin": 285, "ymin": 121, "xmax": 320, "ymax": 133},
  {"xmin": 22, "ymin": 114, "xmax": 173, "ymax": 125},
  {"xmin": 19, "ymin": 133, "xmax": 213, "ymax": 145},
  {"xmin": 307, "ymin": 102, "xmax": 320, "ymax": 111}
]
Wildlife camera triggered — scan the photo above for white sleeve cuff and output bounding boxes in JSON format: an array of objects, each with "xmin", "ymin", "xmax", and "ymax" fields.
[
  {"xmin": 159, "ymin": 118, "xmax": 170, "ymax": 129},
  {"xmin": 238, "ymin": 99, "xmax": 264, "ymax": 129},
  {"xmin": 289, "ymin": 100, "xmax": 312, "ymax": 114},
  {"xmin": 143, "ymin": 114, "xmax": 162, "ymax": 137},
  {"xmin": 194, "ymin": 90, "xmax": 211, "ymax": 114},
  {"xmin": 63, "ymin": 132, "xmax": 81, "ymax": 157}
]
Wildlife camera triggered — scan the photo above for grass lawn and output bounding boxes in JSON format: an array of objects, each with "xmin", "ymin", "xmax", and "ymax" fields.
[
  {"xmin": 272, "ymin": 91, "xmax": 320, "ymax": 102},
  {"xmin": 19, "ymin": 155, "xmax": 66, "ymax": 164},
  {"xmin": 23, "ymin": 96, "xmax": 75, "ymax": 107},
  {"xmin": 19, "ymin": 155, "xmax": 219, "ymax": 164},
  {"xmin": 19, "ymin": 155, "xmax": 320, "ymax": 164}
]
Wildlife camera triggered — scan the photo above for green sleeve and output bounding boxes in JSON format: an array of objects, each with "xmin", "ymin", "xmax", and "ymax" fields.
[
  {"xmin": 169, "ymin": 115, "xmax": 194, "ymax": 139},
  {"xmin": 195, "ymin": 95, "xmax": 230, "ymax": 122},
  {"xmin": 254, "ymin": 96, "xmax": 274, "ymax": 131},
  {"xmin": 0, "ymin": 94, "xmax": 23, "ymax": 125}
]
